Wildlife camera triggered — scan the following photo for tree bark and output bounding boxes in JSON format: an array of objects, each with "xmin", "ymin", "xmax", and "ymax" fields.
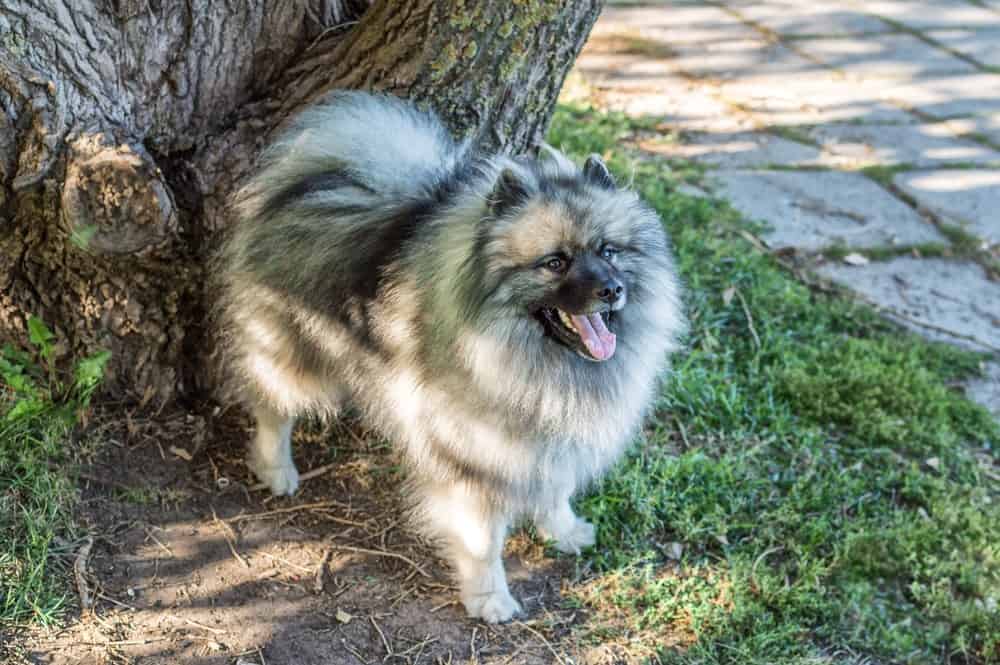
[{"xmin": 0, "ymin": 0, "xmax": 602, "ymax": 406}]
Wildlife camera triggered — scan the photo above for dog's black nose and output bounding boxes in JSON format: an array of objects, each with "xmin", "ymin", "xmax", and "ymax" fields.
[{"xmin": 596, "ymin": 279, "xmax": 624, "ymax": 304}]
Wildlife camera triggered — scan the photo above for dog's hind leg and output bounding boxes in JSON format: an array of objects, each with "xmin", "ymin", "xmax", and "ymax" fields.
[{"xmin": 248, "ymin": 403, "xmax": 299, "ymax": 496}]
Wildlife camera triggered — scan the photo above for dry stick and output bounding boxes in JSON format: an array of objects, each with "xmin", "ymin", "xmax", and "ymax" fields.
[
  {"xmin": 248, "ymin": 462, "xmax": 336, "ymax": 492},
  {"xmin": 226, "ymin": 501, "xmax": 342, "ymax": 523},
  {"xmin": 212, "ymin": 507, "xmax": 250, "ymax": 568},
  {"xmin": 429, "ymin": 599, "xmax": 457, "ymax": 613},
  {"xmin": 394, "ymin": 635, "xmax": 437, "ymax": 659},
  {"xmin": 370, "ymin": 615, "xmax": 394, "ymax": 659},
  {"xmin": 328, "ymin": 544, "xmax": 431, "ymax": 579},
  {"xmin": 143, "ymin": 527, "xmax": 174, "ymax": 557},
  {"xmin": 258, "ymin": 551, "xmax": 312, "ymax": 574},
  {"xmin": 515, "ymin": 621, "xmax": 567, "ymax": 665},
  {"xmin": 74, "ymin": 537, "xmax": 95, "ymax": 611},
  {"xmin": 72, "ymin": 638, "xmax": 171, "ymax": 647},
  {"xmin": 735, "ymin": 289, "xmax": 761, "ymax": 350},
  {"xmin": 176, "ymin": 615, "xmax": 227, "ymax": 635},
  {"xmin": 342, "ymin": 638, "xmax": 371, "ymax": 665}
]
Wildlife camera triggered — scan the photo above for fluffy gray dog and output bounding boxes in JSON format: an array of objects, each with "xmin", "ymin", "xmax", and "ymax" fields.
[{"xmin": 218, "ymin": 92, "xmax": 685, "ymax": 622}]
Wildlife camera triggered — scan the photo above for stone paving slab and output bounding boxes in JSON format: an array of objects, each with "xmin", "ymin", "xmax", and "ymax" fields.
[
  {"xmin": 808, "ymin": 123, "xmax": 1000, "ymax": 167},
  {"xmin": 966, "ymin": 361, "xmax": 1000, "ymax": 418},
  {"xmin": 668, "ymin": 39, "xmax": 816, "ymax": 79},
  {"xmin": 855, "ymin": 0, "xmax": 1000, "ymax": 29},
  {"xmin": 640, "ymin": 131, "xmax": 826, "ymax": 167},
  {"xmin": 572, "ymin": 53, "xmax": 674, "ymax": 89},
  {"xmin": 893, "ymin": 169, "xmax": 1000, "ymax": 245},
  {"xmin": 718, "ymin": 73, "xmax": 919, "ymax": 126},
  {"xmin": 878, "ymin": 73, "xmax": 1000, "ymax": 118},
  {"xmin": 589, "ymin": 86, "xmax": 754, "ymax": 133},
  {"xmin": 593, "ymin": 4, "xmax": 758, "ymax": 45},
  {"xmin": 815, "ymin": 257, "xmax": 1000, "ymax": 353},
  {"xmin": 727, "ymin": 0, "xmax": 894, "ymax": 36},
  {"xmin": 711, "ymin": 170, "xmax": 945, "ymax": 250},
  {"xmin": 926, "ymin": 28, "xmax": 1000, "ymax": 68},
  {"xmin": 803, "ymin": 34, "xmax": 977, "ymax": 78},
  {"xmin": 940, "ymin": 112, "xmax": 1000, "ymax": 149}
]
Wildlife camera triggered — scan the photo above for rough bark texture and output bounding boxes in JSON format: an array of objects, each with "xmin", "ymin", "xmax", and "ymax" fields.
[{"xmin": 0, "ymin": 0, "xmax": 602, "ymax": 406}]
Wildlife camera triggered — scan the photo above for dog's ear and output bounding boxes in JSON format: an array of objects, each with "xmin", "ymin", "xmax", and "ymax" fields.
[
  {"xmin": 583, "ymin": 154, "xmax": 616, "ymax": 190},
  {"xmin": 490, "ymin": 167, "xmax": 532, "ymax": 217}
]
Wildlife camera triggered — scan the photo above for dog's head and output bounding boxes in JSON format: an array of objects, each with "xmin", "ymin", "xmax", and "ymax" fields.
[{"xmin": 474, "ymin": 150, "xmax": 673, "ymax": 363}]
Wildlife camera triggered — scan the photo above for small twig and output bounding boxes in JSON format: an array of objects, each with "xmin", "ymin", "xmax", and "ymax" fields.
[
  {"xmin": 328, "ymin": 544, "xmax": 431, "ymax": 579},
  {"xmin": 370, "ymin": 615, "xmax": 394, "ymax": 659},
  {"xmin": 429, "ymin": 599, "xmax": 457, "ymax": 613},
  {"xmin": 227, "ymin": 501, "xmax": 342, "ymax": 523},
  {"xmin": 65, "ymin": 638, "xmax": 171, "ymax": 647},
  {"xmin": 75, "ymin": 471, "xmax": 137, "ymax": 493},
  {"xmin": 212, "ymin": 507, "xmax": 250, "ymax": 569},
  {"xmin": 394, "ymin": 635, "xmax": 437, "ymax": 659},
  {"xmin": 259, "ymin": 551, "xmax": 313, "ymax": 574},
  {"xmin": 143, "ymin": 527, "xmax": 174, "ymax": 557},
  {"xmin": 342, "ymin": 638, "xmax": 370, "ymax": 664},
  {"xmin": 96, "ymin": 592, "xmax": 136, "ymax": 611},
  {"xmin": 249, "ymin": 463, "xmax": 336, "ymax": 492},
  {"xmin": 735, "ymin": 289, "xmax": 761, "ymax": 350},
  {"xmin": 515, "ymin": 621, "xmax": 567, "ymax": 665},
  {"xmin": 74, "ymin": 537, "xmax": 95, "ymax": 611},
  {"xmin": 674, "ymin": 417, "xmax": 691, "ymax": 450},
  {"xmin": 176, "ymin": 615, "xmax": 227, "ymax": 635}
]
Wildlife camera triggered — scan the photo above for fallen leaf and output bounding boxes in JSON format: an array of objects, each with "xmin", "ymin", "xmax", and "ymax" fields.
[
  {"xmin": 169, "ymin": 445, "xmax": 192, "ymax": 461},
  {"xmin": 336, "ymin": 609, "xmax": 353, "ymax": 624},
  {"xmin": 843, "ymin": 252, "xmax": 869, "ymax": 266}
]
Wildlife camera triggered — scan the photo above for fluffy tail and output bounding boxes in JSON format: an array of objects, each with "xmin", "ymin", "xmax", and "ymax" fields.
[{"xmin": 235, "ymin": 91, "xmax": 467, "ymax": 219}]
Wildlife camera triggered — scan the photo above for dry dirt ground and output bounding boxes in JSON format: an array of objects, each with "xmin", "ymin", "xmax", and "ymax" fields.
[{"xmin": 14, "ymin": 410, "xmax": 617, "ymax": 665}]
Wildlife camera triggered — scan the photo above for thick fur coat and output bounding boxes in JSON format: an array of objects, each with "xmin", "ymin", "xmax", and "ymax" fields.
[{"xmin": 218, "ymin": 92, "xmax": 685, "ymax": 622}]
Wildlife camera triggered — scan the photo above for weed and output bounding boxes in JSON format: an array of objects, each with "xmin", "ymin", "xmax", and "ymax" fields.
[{"xmin": 0, "ymin": 317, "xmax": 109, "ymax": 626}]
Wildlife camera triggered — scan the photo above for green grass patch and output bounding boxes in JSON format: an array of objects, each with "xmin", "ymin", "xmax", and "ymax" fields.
[
  {"xmin": 0, "ymin": 318, "xmax": 108, "ymax": 627},
  {"xmin": 549, "ymin": 103, "xmax": 1000, "ymax": 664}
]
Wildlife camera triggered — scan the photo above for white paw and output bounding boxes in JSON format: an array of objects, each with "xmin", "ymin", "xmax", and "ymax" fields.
[
  {"xmin": 250, "ymin": 460, "xmax": 300, "ymax": 496},
  {"xmin": 462, "ymin": 589, "xmax": 522, "ymax": 624},
  {"xmin": 543, "ymin": 516, "xmax": 596, "ymax": 554}
]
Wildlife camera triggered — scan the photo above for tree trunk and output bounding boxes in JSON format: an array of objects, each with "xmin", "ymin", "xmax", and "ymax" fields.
[{"xmin": 0, "ymin": 0, "xmax": 602, "ymax": 406}]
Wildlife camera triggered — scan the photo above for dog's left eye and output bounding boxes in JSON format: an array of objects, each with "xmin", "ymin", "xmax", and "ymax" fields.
[{"xmin": 600, "ymin": 245, "xmax": 619, "ymax": 261}]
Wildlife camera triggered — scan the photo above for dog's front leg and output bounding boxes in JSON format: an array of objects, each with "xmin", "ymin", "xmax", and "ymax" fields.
[
  {"xmin": 534, "ymin": 482, "xmax": 596, "ymax": 555},
  {"xmin": 419, "ymin": 482, "xmax": 521, "ymax": 623}
]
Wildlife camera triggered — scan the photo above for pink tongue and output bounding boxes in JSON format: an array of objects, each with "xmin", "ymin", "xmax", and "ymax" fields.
[{"xmin": 569, "ymin": 313, "xmax": 617, "ymax": 361}]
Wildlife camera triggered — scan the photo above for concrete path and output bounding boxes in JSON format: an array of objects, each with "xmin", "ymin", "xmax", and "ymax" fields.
[{"xmin": 573, "ymin": 0, "xmax": 1000, "ymax": 416}]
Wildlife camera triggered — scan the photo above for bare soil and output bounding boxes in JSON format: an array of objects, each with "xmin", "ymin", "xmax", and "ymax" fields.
[{"xmin": 12, "ymin": 409, "xmax": 626, "ymax": 665}]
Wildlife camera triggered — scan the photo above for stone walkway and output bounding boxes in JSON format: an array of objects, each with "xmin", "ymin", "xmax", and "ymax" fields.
[{"xmin": 573, "ymin": 0, "xmax": 1000, "ymax": 416}]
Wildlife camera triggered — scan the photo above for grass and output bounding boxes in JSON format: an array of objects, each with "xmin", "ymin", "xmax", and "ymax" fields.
[
  {"xmin": 548, "ymin": 103, "xmax": 1000, "ymax": 664},
  {"xmin": 0, "ymin": 318, "xmax": 108, "ymax": 627}
]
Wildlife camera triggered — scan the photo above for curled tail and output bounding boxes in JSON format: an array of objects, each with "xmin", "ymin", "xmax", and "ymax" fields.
[{"xmin": 235, "ymin": 91, "xmax": 468, "ymax": 221}]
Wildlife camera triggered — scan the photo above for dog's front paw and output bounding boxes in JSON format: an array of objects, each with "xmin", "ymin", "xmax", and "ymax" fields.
[
  {"xmin": 250, "ymin": 460, "xmax": 300, "ymax": 496},
  {"xmin": 543, "ymin": 515, "xmax": 596, "ymax": 554},
  {"xmin": 462, "ymin": 589, "xmax": 522, "ymax": 624}
]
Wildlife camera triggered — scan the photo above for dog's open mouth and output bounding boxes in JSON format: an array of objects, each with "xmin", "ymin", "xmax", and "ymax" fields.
[{"xmin": 536, "ymin": 308, "xmax": 617, "ymax": 361}]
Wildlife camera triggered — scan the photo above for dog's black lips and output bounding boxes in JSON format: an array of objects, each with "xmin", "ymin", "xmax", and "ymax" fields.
[{"xmin": 533, "ymin": 307, "xmax": 615, "ymax": 360}]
